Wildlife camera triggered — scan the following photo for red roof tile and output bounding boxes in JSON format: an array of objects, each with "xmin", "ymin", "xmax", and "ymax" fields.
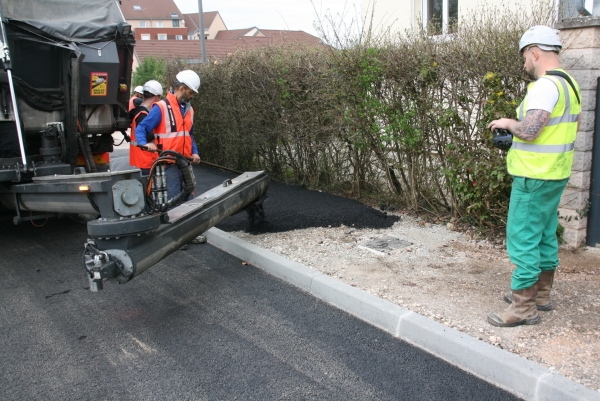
[
  {"xmin": 214, "ymin": 28, "xmax": 321, "ymax": 44},
  {"xmin": 120, "ymin": 0, "xmax": 182, "ymax": 20},
  {"xmin": 213, "ymin": 28, "xmax": 257, "ymax": 40},
  {"xmin": 134, "ymin": 39, "xmax": 273, "ymax": 63},
  {"xmin": 182, "ymin": 11, "xmax": 221, "ymax": 35}
]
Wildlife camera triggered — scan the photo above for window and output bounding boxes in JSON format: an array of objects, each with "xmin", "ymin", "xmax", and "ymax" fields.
[
  {"xmin": 170, "ymin": 13, "xmax": 178, "ymax": 18},
  {"xmin": 133, "ymin": 5, "xmax": 141, "ymax": 10},
  {"xmin": 141, "ymin": 34, "xmax": 150, "ymax": 40},
  {"xmin": 139, "ymin": 21, "xmax": 146, "ymax": 28},
  {"xmin": 423, "ymin": 0, "xmax": 458, "ymax": 35},
  {"xmin": 175, "ymin": 35, "xmax": 183, "ymax": 40},
  {"xmin": 156, "ymin": 21, "xmax": 163, "ymax": 28},
  {"xmin": 172, "ymin": 19, "xmax": 180, "ymax": 27},
  {"xmin": 157, "ymin": 34, "xmax": 167, "ymax": 40}
]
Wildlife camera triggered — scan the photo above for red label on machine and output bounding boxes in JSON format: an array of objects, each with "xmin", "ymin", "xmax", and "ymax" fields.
[
  {"xmin": 90, "ymin": 72, "xmax": 108, "ymax": 96},
  {"xmin": 76, "ymin": 153, "xmax": 110, "ymax": 166}
]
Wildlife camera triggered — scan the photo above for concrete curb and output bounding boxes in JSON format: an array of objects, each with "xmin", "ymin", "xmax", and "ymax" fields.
[{"xmin": 205, "ymin": 227, "xmax": 600, "ymax": 401}]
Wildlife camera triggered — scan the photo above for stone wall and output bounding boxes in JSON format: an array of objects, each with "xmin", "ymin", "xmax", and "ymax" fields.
[{"xmin": 557, "ymin": 17, "xmax": 600, "ymax": 247}]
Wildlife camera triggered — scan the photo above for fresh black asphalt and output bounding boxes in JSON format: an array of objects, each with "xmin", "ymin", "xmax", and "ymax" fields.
[
  {"xmin": 0, "ymin": 151, "xmax": 521, "ymax": 400},
  {"xmin": 196, "ymin": 165, "xmax": 401, "ymax": 234}
]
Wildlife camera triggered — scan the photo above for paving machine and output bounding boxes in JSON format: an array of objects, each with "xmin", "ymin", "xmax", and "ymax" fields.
[{"xmin": 0, "ymin": 0, "xmax": 269, "ymax": 291}]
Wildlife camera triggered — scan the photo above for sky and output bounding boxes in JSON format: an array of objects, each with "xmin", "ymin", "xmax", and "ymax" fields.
[{"xmin": 172, "ymin": 0, "xmax": 362, "ymax": 38}]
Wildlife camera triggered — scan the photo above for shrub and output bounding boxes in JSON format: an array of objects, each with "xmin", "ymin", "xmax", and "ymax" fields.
[
  {"xmin": 132, "ymin": 56, "xmax": 167, "ymax": 91},
  {"xmin": 168, "ymin": 1, "xmax": 556, "ymax": 232}
]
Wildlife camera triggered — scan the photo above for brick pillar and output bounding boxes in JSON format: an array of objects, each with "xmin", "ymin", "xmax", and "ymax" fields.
[{"xmin": 556, "ymin": 17, "xmax": 600, "ymax": 247}]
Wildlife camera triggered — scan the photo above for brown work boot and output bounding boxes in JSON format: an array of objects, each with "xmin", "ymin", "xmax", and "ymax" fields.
[
  {"xmin": 503, "ymin": 270, "xmax": 554, "ymax": 311},
  {"xmin": 488, "ymin": 284, "xmax": 541, "ymax": 327},
  {"xmin": 535, "ymin": 270, "xmax": 554, "ymax": 311}
]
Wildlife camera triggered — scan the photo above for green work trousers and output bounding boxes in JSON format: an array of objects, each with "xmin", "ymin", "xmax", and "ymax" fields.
[{"xmin": 506, "ymin": 176, "xmax": 568, "ymax": 290}]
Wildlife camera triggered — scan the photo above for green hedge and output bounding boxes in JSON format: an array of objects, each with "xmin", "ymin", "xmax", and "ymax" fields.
[{"xmin": 166, "ymin": 3, "xmax": 554, "ymax": 230}]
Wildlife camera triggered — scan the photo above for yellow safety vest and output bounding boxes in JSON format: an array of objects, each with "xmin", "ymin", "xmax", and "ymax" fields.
[{"xmin": 507, "ymin": 69, "xmax": 581, "ymax": 180}]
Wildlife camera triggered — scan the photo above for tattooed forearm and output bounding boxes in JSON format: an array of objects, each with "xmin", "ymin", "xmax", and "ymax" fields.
[{"xmin": 512, "ymin": 109, "xmax": 550, "ymax": 141}]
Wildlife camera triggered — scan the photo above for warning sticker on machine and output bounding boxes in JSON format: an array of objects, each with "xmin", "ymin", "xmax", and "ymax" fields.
[{"xmin": 90, "ymin": 72, "xmax": 108, "ymax": 96}]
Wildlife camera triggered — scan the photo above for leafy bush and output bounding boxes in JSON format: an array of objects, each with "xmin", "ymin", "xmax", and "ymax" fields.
[
  {"xmin": 132, "ymin": 56, "xmax": 167, "ymax": 91},
  {"xmin": 168, "ymin": 1, "xmax": 555, "ymax": 232}
]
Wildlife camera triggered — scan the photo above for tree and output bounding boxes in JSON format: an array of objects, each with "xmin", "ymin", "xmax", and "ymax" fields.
[{"xmin": 132, "ymin": 56, "xmax": 167, "ymax": 90}]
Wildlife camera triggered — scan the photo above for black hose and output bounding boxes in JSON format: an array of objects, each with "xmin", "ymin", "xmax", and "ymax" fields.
[
  {"xmin": 77, "ymin": 132, "xmax": 97, "ymax": 173},
  {"xmin": 200, "ymin": 160, "xmax": 243, "ymax": 175},
  {"xmin": 144, "ymin": 150, "xmax": 196, "ymax": 213}
]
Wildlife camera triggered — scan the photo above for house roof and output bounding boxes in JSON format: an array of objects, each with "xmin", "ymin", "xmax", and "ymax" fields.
[
  {"xmin": 213, "ymin": 28, "xmax": 258, "ymax": 40},
  {"xmin": 214, "ymin": 28, "xmax": 322, "ymax": 44},
  {"xmin": 182, "ymin": 11, "xmax": 223, "ymax": 35},
  {"xmin": 134, "ymin": 38, "xmax": 276, "ymax": 63},
  {"xmin": 120, "ymin": 0, "xmax": 182, "ymax": 20}
]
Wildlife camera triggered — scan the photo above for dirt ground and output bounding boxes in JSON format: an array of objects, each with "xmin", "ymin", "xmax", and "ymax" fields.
[{"xmin": 231, "ymin": 213, "xmax": 600, "ymax": 393}]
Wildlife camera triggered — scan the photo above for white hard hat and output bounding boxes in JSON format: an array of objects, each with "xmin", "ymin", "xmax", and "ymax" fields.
[
  {"xmin": 134, "ymin": 85, "xmax": 144, "ymax": 94},
  {"xmin": 143, "ymin": 80, "xmax": 163, "ymax": 96},
  {"xmin": 519, "ymin": 25, "xmax": 562, "ymax": 53},
  {"xmin": 176, "ymin": 70, "xmax": 200, "ymax": 93}
]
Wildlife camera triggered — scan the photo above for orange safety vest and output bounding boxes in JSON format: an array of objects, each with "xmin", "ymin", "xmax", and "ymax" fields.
[
  {"xmin": 128, "ymin": 97, "xmax": 136, "ymax": 111},
  {"xmin": 153, "ymin": 92, "xmax": 194, "ymax": 158},
  {"xmin": 129, "ymin": 108, "xmax": 158, "ymax": 169}
]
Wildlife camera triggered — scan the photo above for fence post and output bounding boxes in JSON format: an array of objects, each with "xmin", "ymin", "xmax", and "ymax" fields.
[{"xmin": 556, "ymin": 16, "xmax": 600, "ymax": 247}]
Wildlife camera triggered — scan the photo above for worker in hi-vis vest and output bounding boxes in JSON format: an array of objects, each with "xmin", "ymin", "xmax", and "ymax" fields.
[
  {"xmin": 487, "ymin": 26, "xmax": 581, "ymax": 327},
  {"xmin": 129, "ymin": 80, "xmax": 163, "ymax": 174},
  {"xmin": 134, "ymin": 70, "xmax": 206, "ymax": 246},
  {"xmin": 128, "ymin": 85, "xmax": 144, "ymax": 112}
]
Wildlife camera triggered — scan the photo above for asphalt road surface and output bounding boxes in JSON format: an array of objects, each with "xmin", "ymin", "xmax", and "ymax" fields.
[{"xmin": 0, "ymin": 151, "xmax": 521, "ymax": 400}]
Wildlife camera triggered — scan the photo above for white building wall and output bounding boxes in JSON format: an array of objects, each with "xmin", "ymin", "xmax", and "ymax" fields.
[
  {"xmin": 207, "ymin": 15, "xmax": 227, "ymax": 40},
  {"xmin": 362, "ymin": 0, "xmax": 418, "ymax": 35},
  {"xmin": 457, "ymin": 0, "xmax": 534, "ymax": 19},
  {"xmin": 130, "ymin": 19, "xmax": 182, "ymax": 28},
  {"xmin": 363, "ymin": 0, "xmax": 540, "ymax": 36}
]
